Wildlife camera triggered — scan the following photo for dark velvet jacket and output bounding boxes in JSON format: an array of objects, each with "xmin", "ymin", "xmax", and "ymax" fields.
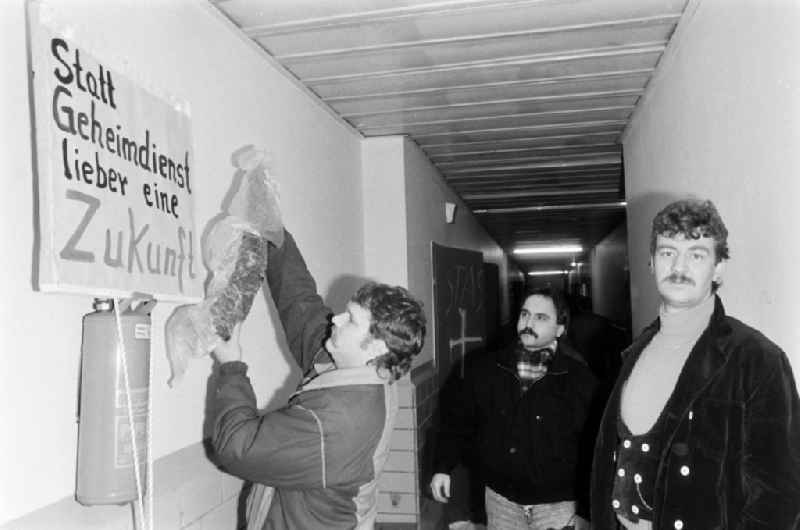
[
  {"xmin": 591, "ymin": 296, "xmax": 800, "ymax": 529},
  {"xmin": 433, "ymin": 341, "xmax": 600, "ymax": 516}
]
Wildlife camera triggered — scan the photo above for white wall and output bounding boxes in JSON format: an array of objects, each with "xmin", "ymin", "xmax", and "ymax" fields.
[
  {"xmin": 1, "ymin": 0, "xmax": 363, "ymax": 524},
  {"xmin": 403, "ymin": 137, "xmax": 516, "ymax": 367},
  {"xmin": 623, "ymin": 0, "xmax": 800, "ymax": 374},
  {"xmin": 362, "ymin": 137, "xmax": 408, "ymax": 287}
]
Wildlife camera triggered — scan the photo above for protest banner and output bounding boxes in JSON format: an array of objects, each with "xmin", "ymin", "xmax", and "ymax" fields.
[{"xmin": 30, "ymin": 14, "xmax": 203, "ymax": 302}]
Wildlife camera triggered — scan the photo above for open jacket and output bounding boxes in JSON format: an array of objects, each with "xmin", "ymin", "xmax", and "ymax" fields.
[
  {"xmin": 210, "ymin": 232, "xmax": 398, "ymax": 529},
  {"xmin": 590, "ymin": 296, "xmax": 800, "ymax": 529},
  {"xmin": 433, "ymin": 341, "xmax": 600, "ymax": 516}
]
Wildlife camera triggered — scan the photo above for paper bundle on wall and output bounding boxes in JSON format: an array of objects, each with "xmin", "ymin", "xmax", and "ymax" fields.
[{"xmin": 164, "ymin": 146, "xmax": 284, "ymax": 386}]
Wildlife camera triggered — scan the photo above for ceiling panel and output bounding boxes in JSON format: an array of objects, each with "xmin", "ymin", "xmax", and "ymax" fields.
[
  {"xmin": 357, "ymin": 107, "xmax": 634, "ymax": 136},
  {"xmin": 412, "ymin": 121, "xmax": 627, "ymax": 144},
  {"xmin": 224, "ymin": 0, "xmax": 686, "ymax": 50},
  {"xmin": 422, "ymin": 132, "xmax": 623, "ymax": 155},
  {"xmin": 431, "ymin": 143, "xmax": 620, "ymax": 162},
  {"xmin": 307, "ymin": 47, "xmax": 663, "ymax": 95},
  {"xmin": 333, "ymin": 90, "xmax": 644, "ymax": 125},
  {"xmin": 447, "ymin": 170, "xmax": 623, "ymax": 184},
  {"xmin": 273, "ymin": 24, "xmax": 675, "ymax": 79},
  {"xmin": 212, "ymin": 0, "xmax": 690, "ymax": 274}
]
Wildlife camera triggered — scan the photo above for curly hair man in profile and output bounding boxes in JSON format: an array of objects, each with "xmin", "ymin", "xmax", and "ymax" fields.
[
  {"xmin": 210, "ymin": 230, "xmax": 426, "ymax": 530},
  {"xmin": 591, "ymin": 198, "xmax": 800, "ymax": 529}
]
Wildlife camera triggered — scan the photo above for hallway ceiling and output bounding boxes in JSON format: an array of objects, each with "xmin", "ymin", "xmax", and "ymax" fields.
[{"xmin": 212, "ymin": 0, "xmax": 690, "ymax": 271}]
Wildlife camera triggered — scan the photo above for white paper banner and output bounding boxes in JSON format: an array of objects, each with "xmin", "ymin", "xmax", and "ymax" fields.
[{"xmin": 31, "ymin": 16, "xmax": 203, "ymax": 302}]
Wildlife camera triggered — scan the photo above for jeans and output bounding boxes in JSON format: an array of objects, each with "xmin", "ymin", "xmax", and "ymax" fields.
[{"xmin": 485, "ymin": 487, "xmax": 576, "ymax": 530}]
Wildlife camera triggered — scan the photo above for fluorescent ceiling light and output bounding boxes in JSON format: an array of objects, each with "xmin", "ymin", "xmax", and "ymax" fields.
[
  {"xmin": 528, "ymin": 270, "xmax": 568, "ymax": 276},
  {"xmin": 474, "ymin": 200, "xmax": 627, "ymax": 215},
  {"xmin": 514, "ymin": 245, "xmax": 583, "ymax": 255}
]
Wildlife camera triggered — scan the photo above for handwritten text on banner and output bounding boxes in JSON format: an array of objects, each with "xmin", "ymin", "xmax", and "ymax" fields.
[{"xmin": 32, "ymin": 22, "xmax": 202, "ymax": 302}]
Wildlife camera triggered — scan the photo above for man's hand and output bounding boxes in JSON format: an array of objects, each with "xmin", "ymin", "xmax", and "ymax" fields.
[
  {"xmin": 574, "ymin": 514, "xmax": 591, "ymax": 530},
  {"xmin": 430, "ymin": 473, "xmax": 451, "ymax": 503},
  {"xmin": 213, "ymin": 323, "xmax": 242, "ymax": 364}
]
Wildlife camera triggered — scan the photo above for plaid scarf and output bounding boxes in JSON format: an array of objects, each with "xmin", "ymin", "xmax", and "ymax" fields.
[{"xmin": 516, "ymin": 342, "xmax": 556, "ymax": 392}]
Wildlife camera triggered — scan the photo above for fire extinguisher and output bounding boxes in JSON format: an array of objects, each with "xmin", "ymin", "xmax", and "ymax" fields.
[{"xmin": 76, "ymin": 297, "xmax": 156, "ymax": 506}]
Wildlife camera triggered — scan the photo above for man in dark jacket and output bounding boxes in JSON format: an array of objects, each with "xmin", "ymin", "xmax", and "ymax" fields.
[
  {"xmin": 591, "ymin": 198, "xmax": 800, "ymax": 529},
  {"xmin": 209, "ymin": 231, "xmax": 426, "ymax": 530},
  {"xmin": 431, "ymin": 285, "xmax": 599, "ymax": 529}
]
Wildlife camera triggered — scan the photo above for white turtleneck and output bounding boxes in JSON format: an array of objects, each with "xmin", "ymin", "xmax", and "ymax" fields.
[{"xmin": 621, "ymin": 294, "xmax": 715, "ymax": 435}]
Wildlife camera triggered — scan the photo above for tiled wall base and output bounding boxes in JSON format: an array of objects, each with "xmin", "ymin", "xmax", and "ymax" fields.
[
  {"xmin": 1, "ymin": 443, "xmax": 242, "ymax": 530},
  {"xmin": 377, "ymin": 363, "xmax": 438, "ymax": 528}
]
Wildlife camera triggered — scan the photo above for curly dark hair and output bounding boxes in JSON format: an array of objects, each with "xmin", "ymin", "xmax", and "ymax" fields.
[
  {"xmin": 650, "ymin": 198, "xmax": 730, "ymax": 261},
  {"xmin": 650, "ymin": 198, "xmax": 729, "ymax": 291},
  {"xmin": 351, "ymin": 283, "xmax": 426, "ymax": 382}
]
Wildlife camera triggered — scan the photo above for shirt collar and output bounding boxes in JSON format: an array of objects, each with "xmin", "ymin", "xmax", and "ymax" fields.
[{"xmin": 293, "ymin": 365, "xmax": 390, "ymax": 398}]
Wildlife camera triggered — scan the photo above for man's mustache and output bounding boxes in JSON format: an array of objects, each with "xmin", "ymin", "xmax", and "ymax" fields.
[
  {"xmin": 664, "ymin": 273, "xmax": 694, "ymax": 285},
  {"xmin": 519, "ymin": 328, "xmax": 538, "ymax": 338}
]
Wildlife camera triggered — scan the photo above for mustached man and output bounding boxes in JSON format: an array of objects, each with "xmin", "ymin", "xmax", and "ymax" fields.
[
  {"xmin": 591, "ymin": 198, "xmax": 800, "ymax": 529},
  {"xmin": 431, "ymin": 286, "xmax": 600, "ymax": 529}
]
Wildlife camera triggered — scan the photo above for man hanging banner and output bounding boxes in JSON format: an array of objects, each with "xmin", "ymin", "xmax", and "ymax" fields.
[{"xmin": 30, "ymin": 16, "xmax": 202, "ymax": 302}]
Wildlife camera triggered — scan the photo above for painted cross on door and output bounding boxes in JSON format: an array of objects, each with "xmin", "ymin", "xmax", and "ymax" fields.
[
  {"xmin": 432, "ymin": 243, "xmax": 485, "ymax": 388},
  {"xmin": 449, "ymin": 308, "xmax": 482, "ymax": 378}
]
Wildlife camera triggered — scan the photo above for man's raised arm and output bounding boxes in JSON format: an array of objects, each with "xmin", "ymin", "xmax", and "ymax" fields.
[{"xmin": 265, "ymin": 230, "xmax": 331, "ymax": 374}]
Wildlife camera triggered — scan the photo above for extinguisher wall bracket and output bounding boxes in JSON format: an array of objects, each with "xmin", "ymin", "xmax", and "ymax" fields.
[
  {"xmin": 133, "ymin": 298, "xmax": 158, "ymax": 316},
  {"xmin": 118, "ymin": 292, "xmax": 158, "ymax": 316}
]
